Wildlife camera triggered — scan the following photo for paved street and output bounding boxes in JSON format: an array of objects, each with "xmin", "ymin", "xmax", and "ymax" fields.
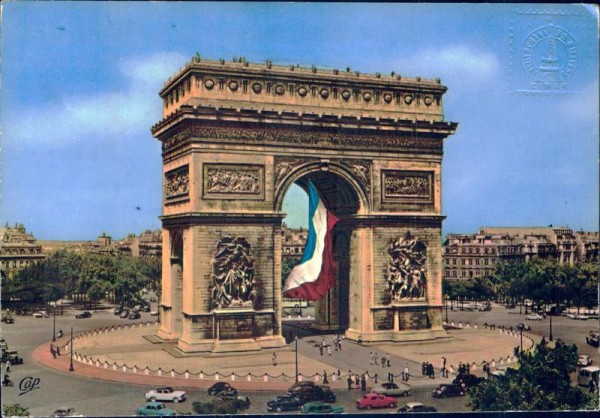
[{"xmin": 1, "ymin": 303, "xmax": 597, "ymax": 415}]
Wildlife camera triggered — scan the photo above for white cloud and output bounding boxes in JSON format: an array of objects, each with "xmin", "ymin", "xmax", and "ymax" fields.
[
  {"xmin": 399, "ymin": 45, "xmax": 499, "ymax": 85},
  {"xmin": 559, "ymin": 81, "xmax": 599, "ymax": 123},
  {"xmin": 6, "ymin": 52, "xmax": 188, "ymax": 148}
]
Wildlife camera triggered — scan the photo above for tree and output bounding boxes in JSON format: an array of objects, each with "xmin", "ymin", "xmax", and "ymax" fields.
[
  {"xmin": 2, "ymin": 403, "xmax": 30, "ymax": 417},
  {"xmin": 469, "ymin": 339, "xmax": 594, "ymax": 411}
]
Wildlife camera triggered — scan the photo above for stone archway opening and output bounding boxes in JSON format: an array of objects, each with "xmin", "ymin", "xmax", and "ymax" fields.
[{"xmin": 279, "ymin": 168, "xmax": 361, "ymax": 336}]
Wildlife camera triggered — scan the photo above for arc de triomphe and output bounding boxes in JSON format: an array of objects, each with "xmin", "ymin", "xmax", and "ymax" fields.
[{"xmin": 151, "ymin": 56, "xmax": 457, "ymax": 353}]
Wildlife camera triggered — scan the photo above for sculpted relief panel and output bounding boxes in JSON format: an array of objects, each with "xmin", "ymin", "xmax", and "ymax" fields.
[
  {"xmin": 382, "ymin": 170, "xmax": 433, "ymax": 203},
  {"xmin": 165, "ymin": 165, "xmax": 190, "ymax": 200},
  {"xmin": 204, "ymin": 164, "xmax": 264, "ymax": 200},
  {"xmin": 385, "ymin": 232, "xmax": 428, "ymax": 302},
  {"xmin": 210, "ymin": 237, "xmax": 258, "ymax": 310}
]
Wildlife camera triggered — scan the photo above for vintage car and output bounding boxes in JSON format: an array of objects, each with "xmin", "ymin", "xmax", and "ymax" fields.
[
  {"xmin": 216, "ymin": 391, "xmax": 251, "ymax": 410},
  {"xmin": 371, "ymin": 381, "xmax": 411, "ymax": 397},
  {"xmin": 578, "ymin": 355, "xmax": 593, "ymax": 367},
  {"xmin": 267, "ymin": 395, "xmax": 305, "ymax": 412},
  {"xmin": 290, "ymin": 384, "xmax": 336, "ymax": 403},
  {"xmin": 432, "ymin": 384, "xmax": 466, "ymax": 398},
  {"xmin": 586, "ymin": 332, "xmax": 600, "ymax": 347},
  {"xmin": 207, "ymin": 382, "xmax": 236, "ymax": 396},
  {"xmin": 301, "ymin": 401, "xmax": 344, "ymax": 414},
  {"xmin": 119, "ymin": 309, "xmax": 130, "ymax": 318},
  {"xmin": 145, "ymin": 387, "xmax": 187, "ymax": 403},
  {"xmin": 135, "ymin": 402, "xmax": 176, "ymax": 416},
  {"xmin": 128, "ymin": 311, "xmax": 141, "ymax": 320},
  {"xmin": 525, "ymin": 313, "xmax": 544, "ymax": 321},
  {"xmin": 75, "ymin": 311, "xmax": 92, "ymax": 319},
  {"xmin": 453, "ymin": 373, "xmax": 484, "ymax": 388},
  {"xmin": 398, "ymin": 402, "xmax": 438, "ymax": 413},
  {"xmin": 32, "ymin": 311, "xmax": 49, "ymax": 318},
  {"xmin": 356, "ymin": 393, "xmax": 397, "ymax": 409}
]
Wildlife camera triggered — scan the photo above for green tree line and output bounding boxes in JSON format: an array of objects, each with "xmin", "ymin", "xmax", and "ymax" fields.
[
  {"xmin": 1, "ymin": 250, "xmax": 161, "ymax": 308},
  {"xmin": 443, "ymin": 258, "xmax": 597, "ymax": 313}
]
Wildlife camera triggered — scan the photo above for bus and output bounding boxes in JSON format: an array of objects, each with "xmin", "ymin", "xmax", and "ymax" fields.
[{"xmin": 577, "ymin": 366, "xmax": 600, "ymax": 387}]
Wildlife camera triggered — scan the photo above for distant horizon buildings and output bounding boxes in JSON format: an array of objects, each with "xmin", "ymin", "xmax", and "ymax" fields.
[{"xmin": 443, "ymin": 226, "xmax": 599, "ymax": 281}]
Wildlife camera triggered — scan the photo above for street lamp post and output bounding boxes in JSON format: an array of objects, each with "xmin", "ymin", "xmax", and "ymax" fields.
[
  {"xmin": 549, "ymin": 313, "xmax": 553, "ymax": 341},
  {"xmin": 69, "ymin": 326, "xmax": 75, "ymax": 372},
  {"xmin": 295, "ymin": 336, "xmax": 299, "ymax": 382},
  {"xmin": 517, "ymin": 323, "xmax": 525, "ymax": 353},
  {"xmin": 52, "ymin": 303, "xmax": 57, "ymax": 342},
  {"xmin": 444, "ymin": 294, "xmax": 449, "ymax": 323}
]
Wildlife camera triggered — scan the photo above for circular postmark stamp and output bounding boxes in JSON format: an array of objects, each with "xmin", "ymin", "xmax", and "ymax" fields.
[{"xmin": 521, "ymin": 23, "xmax": 577, "ymax": 90}]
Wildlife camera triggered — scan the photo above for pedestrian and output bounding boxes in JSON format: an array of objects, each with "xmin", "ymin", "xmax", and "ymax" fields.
[
  {"xmin": 327, "ymin": 345, "xmax": 332, "ymax": 356},
  {"xmin": 404, "ymin": 365, "xmax": 410, "ymax": 382},
  {"xmin": 272, "ymin": 352, "xmax": 277, "ymax": 366},
  {"xmin": 56, "ymin": 346, "xmax": 60, "ymax": 356},
  {"xmin": 369, "ymin": 352, "xmax": 374, "ymax": 365},
  {"xmin": 354, "ymin": 373, "xmax": 360, "ymax": 387},
  {"xmin": 360, "ymin": 374, "xmax": 367, "ymax": 391},
  {"xmin": 338, "ymin": 335, "xmax": 343, "ymax": 351},
  {"xmin": 319, "ymin": 345, "xmax": 324, "ymax": 356},
  {"xmin": 441, "ymin": 356, "xmax": 446, "ymax": 371},
  {"xmin": 387, "ymin": 355, "xmax": 391, "ymax": 368},
  {"xmin": 51, "ymin": 346, "xmax": 56, "ymax": 359},
  {"xmin": 337, "ymin": 369, "xmax": 341, "ymax": 379},
  {"xmin": 422, "ymin": 362, "xmax": 426, "ymax": 375},
  {"xmin": 5, "ymin": 360, "xmax": 11, "ymax": 373},
  {"xmin": 373, "ymin": 352, "xmax": 378, "ymax": 365},
  {"xmin": 333, "ymin": 335, "xmax": 339, "ymax": 351},
  {"xmin": 381, "ymin": 355, "xmax": 386, "ymax": 368},
  {"xmin": 347, "ymin": 372, "xmax": 353, "ymax": 390},
  {"xmin": 388, "ymin": 372, "xmax": 393, "ymax": 382},
  {"xmin": 323, "ymin": 370, "xmax": 329, "ymax": 384}
]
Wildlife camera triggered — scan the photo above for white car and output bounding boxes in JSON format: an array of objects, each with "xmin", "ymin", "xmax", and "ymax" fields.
[
  {"xmin": 578, "ymin": 355, "xmax": 592, "ymax": 367},
  {"xmin": 150, "ymin": 310, "xmax": 159, "ymax": 316},
  {"xmin": 145, "ymin": 387, "xmax": 186, "ymax": 403},
  {"xmin": 525, "ymin": 314, "xmax": 543, "ymax": 321},
  {"xmin": 32, "ymin": 311, "xmax": 49, "ymax": 318},
  {"xmin": 576, "ymin": 315, "xmax": 589, "ymax": 320},
  {"xmin": 371, "ymin": 381, "xmax": 412, "ymax": 397}
]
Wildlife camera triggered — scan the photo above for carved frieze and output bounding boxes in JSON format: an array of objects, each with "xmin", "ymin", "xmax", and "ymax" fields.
[
  {"xmin": 274, "ymin": 157, "xmax": 313, "ymax": 187},
  {"xmin": 382, "ymin": 170, "xmax": 433, "ymax": 203},
  {"xmin": 385, "ymin": 232, "xmax": 428, "ymax": 303},
  {"xmin": 161, "ymin": 125, "xmax": 443, "ymax": 155},
  {"xmin": 164, "ymin": 165, "xmax": 190, "ymax": 200},
  {"xmin": 210, "ymin": 236, "xmax": 257, "ymax": 310},
  {"xmin": 204, "ymin": 164, "xmax": 264, "ymax": 200},
  {"xmin": 337, "ymin": 159, "xmax": 372, "ymax": 197}
]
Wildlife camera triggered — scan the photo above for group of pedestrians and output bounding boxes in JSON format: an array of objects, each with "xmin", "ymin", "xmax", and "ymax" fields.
[
  {"xmin": 369, "ymin": 351, "xmax": 391, "ymax": 368},
  {"xmin": 346, "ymin": 370, "xmax": 367, "ymax": 391},
  {"xmin": 49, "ymin": 344, "xmax": 61, "ymax": 359},
  {"xmin": 318, "ymin": 335, "xmax": 343, "ymax": 356}
]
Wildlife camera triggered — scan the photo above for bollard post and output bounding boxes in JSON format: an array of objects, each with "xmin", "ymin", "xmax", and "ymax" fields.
[
  {"xmin": 231, "ymin": 373, "xmax": 235, "ymax": 381},
  {"xmin": 264, "ymin": 373, "xmax": 268, "ymax": 382},
  {"xmin": 185, "ymin": 371, "xmax": 189, "ymax": 379},
  {"xmin": 215, "ymin": 373, "xmax": 220, "ymax": 380}
]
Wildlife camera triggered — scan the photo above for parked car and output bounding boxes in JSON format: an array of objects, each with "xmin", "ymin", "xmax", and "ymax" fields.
[
  {"xmin": 398, "ymin": 402, "xmax": 437, "ymax": 413},
  {"xmin": 120, "ymin": 309, "xmax": 130, "ymax": 319},
  {"xmin": 33, "ymin": 311, "xmax": 49, "ymax": 318},
  {"xmin": 520, "ymin": 323, "xmax": 532, "ymax": 331},
  {"xmin": 288, "ymin": 381, "xmax": 316, "ymax": 393},
  {"xmin": 114, "ymin": 306, "xmax": 124, "ymax": 315},
  {"xmin": 128, "ymin": 312, "xmax": 141, "ymax": 320},
  {"xmin": 141, "ymin": 305, "xmax": 151, "ymax": 312},
  {"xmin": 0, "ymin": 339, "xmax": 7, "ymax": 350},
  {"xmin": 587, "ymin": 332, "xmax": 600, "ymax": 347},
  {"xmin": 75, "ymin": 311, "xmax": 92, "ymax": 319},
  {"xmin": 3, "ymin": 316, "xmax": 14, "ymax": 324},
  {"xmin": 432, "ymin": 384, "xmax": 466, "ymax": 398},
  {"xmin": 505, "ymin": 303, "xmax": 516, "ymax": 309},
  {"xmin": 145, "ymin": 387, "xmax": 187, "ymax": 403},
  {"xmin": 578, "ymin": 355, "xmax": 592, "ymax": 367},
  {"xmin": 267, "ymin": 395, "xmax": 305, "ymax": 412},
  {"xmin": 478, "ymin": 304, "xmax": 492, "ymax": 312},
  {"xmin": 371, "ymin": 381, "xmax": 411, "ymax": 397},
  {"xmin": 290, "ymin": 385, "xmax": 336, "ymax": 403},
  {"xmin": 525, "ymin": 313, "xmax": 543, "ymax": 321},
  {"xmin": 453, "ymin": 373, "xmax": 483, "ymax": 388},
  {"xmin": 4, "ymin": 350, "xmax": 24, "ymax": 365},
  {"xmin": 356, "ymin": 393, "xmax": 397, "ymax": 409},
  {"xmin": 136, "ymin": 402, "xmax": 176, "ymax": 416},
  {"xmin": 49, "ymin": 407, "xmax": 84, "ymax": 417},
  {"xmin": 150, "ymin": 310, "xmax": 159, "ymax": 316},
  {"xmin": 576, "ymin": 315, "xmax": 589, "ymax": 320},
  {"xmin": 301, "ymin": 401, "xmax": 344, "ymax": 414},
  {"xmin": 208, "ymin": 382, "xmax": 236, "ymax": 396}
]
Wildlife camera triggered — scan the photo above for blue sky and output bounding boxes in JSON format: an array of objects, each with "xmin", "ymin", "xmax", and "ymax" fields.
[{"xmin": 1, "ymin": 3, "xmax": 598, "ymax": 240}]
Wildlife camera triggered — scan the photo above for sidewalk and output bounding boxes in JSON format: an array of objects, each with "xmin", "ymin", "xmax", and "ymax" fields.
[{"xmin": 33, "ymin": 324, "xmax": 532, "ymax": 391}]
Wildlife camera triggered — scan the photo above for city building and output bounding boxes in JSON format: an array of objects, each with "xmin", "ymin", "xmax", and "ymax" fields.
[
  {"xmin": 0, "ymin": 223, "xmax": 46, "ymax": 279},
  {"xmin": 117, "ymin": 230, "xmax": 162, "ymax": 258},
  {"xmin": 443, "ymin": 226, "xmax": 597, "ymax": 281},
  {"xmin": 281, "ymin": 226, "xmax": 307, "ymax": 259}
]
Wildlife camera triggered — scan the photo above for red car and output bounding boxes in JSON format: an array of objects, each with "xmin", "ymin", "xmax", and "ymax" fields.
[{"xmin": 356, "ymin": 393, "xmax": 397, "ymax": 409}]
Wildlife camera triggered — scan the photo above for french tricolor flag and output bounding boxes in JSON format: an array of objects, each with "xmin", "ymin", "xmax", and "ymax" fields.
[{"xmin": 283, "ymin": 181, "xmax": 339, "ymax": 301}]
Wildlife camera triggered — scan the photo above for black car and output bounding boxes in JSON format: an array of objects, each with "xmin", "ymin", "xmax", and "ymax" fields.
[
  {"xmin": 3, "ymin": 317, "xmax": 14, "ymax": 324},
  {"xmin": 267, "ymin": 395, "xmax": 304, "ymax": 412},
  {"xmin": 398, "ymin": 402, "xmax": 437, "ymax": 413},
  {"xmin": 114, "ymin": 306, "xmax": 124, "ymax": 315},
  {"xmin": 287, "ymin": 381, "xmax": 315, "ymax": 393},
  {"xmin": 290, "ymin": 385, "xmax": 336, "ymax": 403},
  {"xmin": 75, "ymin": 311, "xmax": 92, "ymax": 319},
  {"xmin": 453, "ymin": 373, "xmax": 484, "ymax": 388},
  {"xmin": 142, "ymin": 305, "xmax": 151, "ymax": 312},
  {"xmin": 208, "ymin": 382, "xmax": 236, "ymax": 396},
  {"xmin": 128, "ymin": 311, "xmax": 141, "ymax": 320},
  {"xmin": 216, "ymin": 391, "xmax": 250, "ymax": 410},
  {"xmin": 432, "ymin": 384, "xmax": 465, "ymax": 398}
]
